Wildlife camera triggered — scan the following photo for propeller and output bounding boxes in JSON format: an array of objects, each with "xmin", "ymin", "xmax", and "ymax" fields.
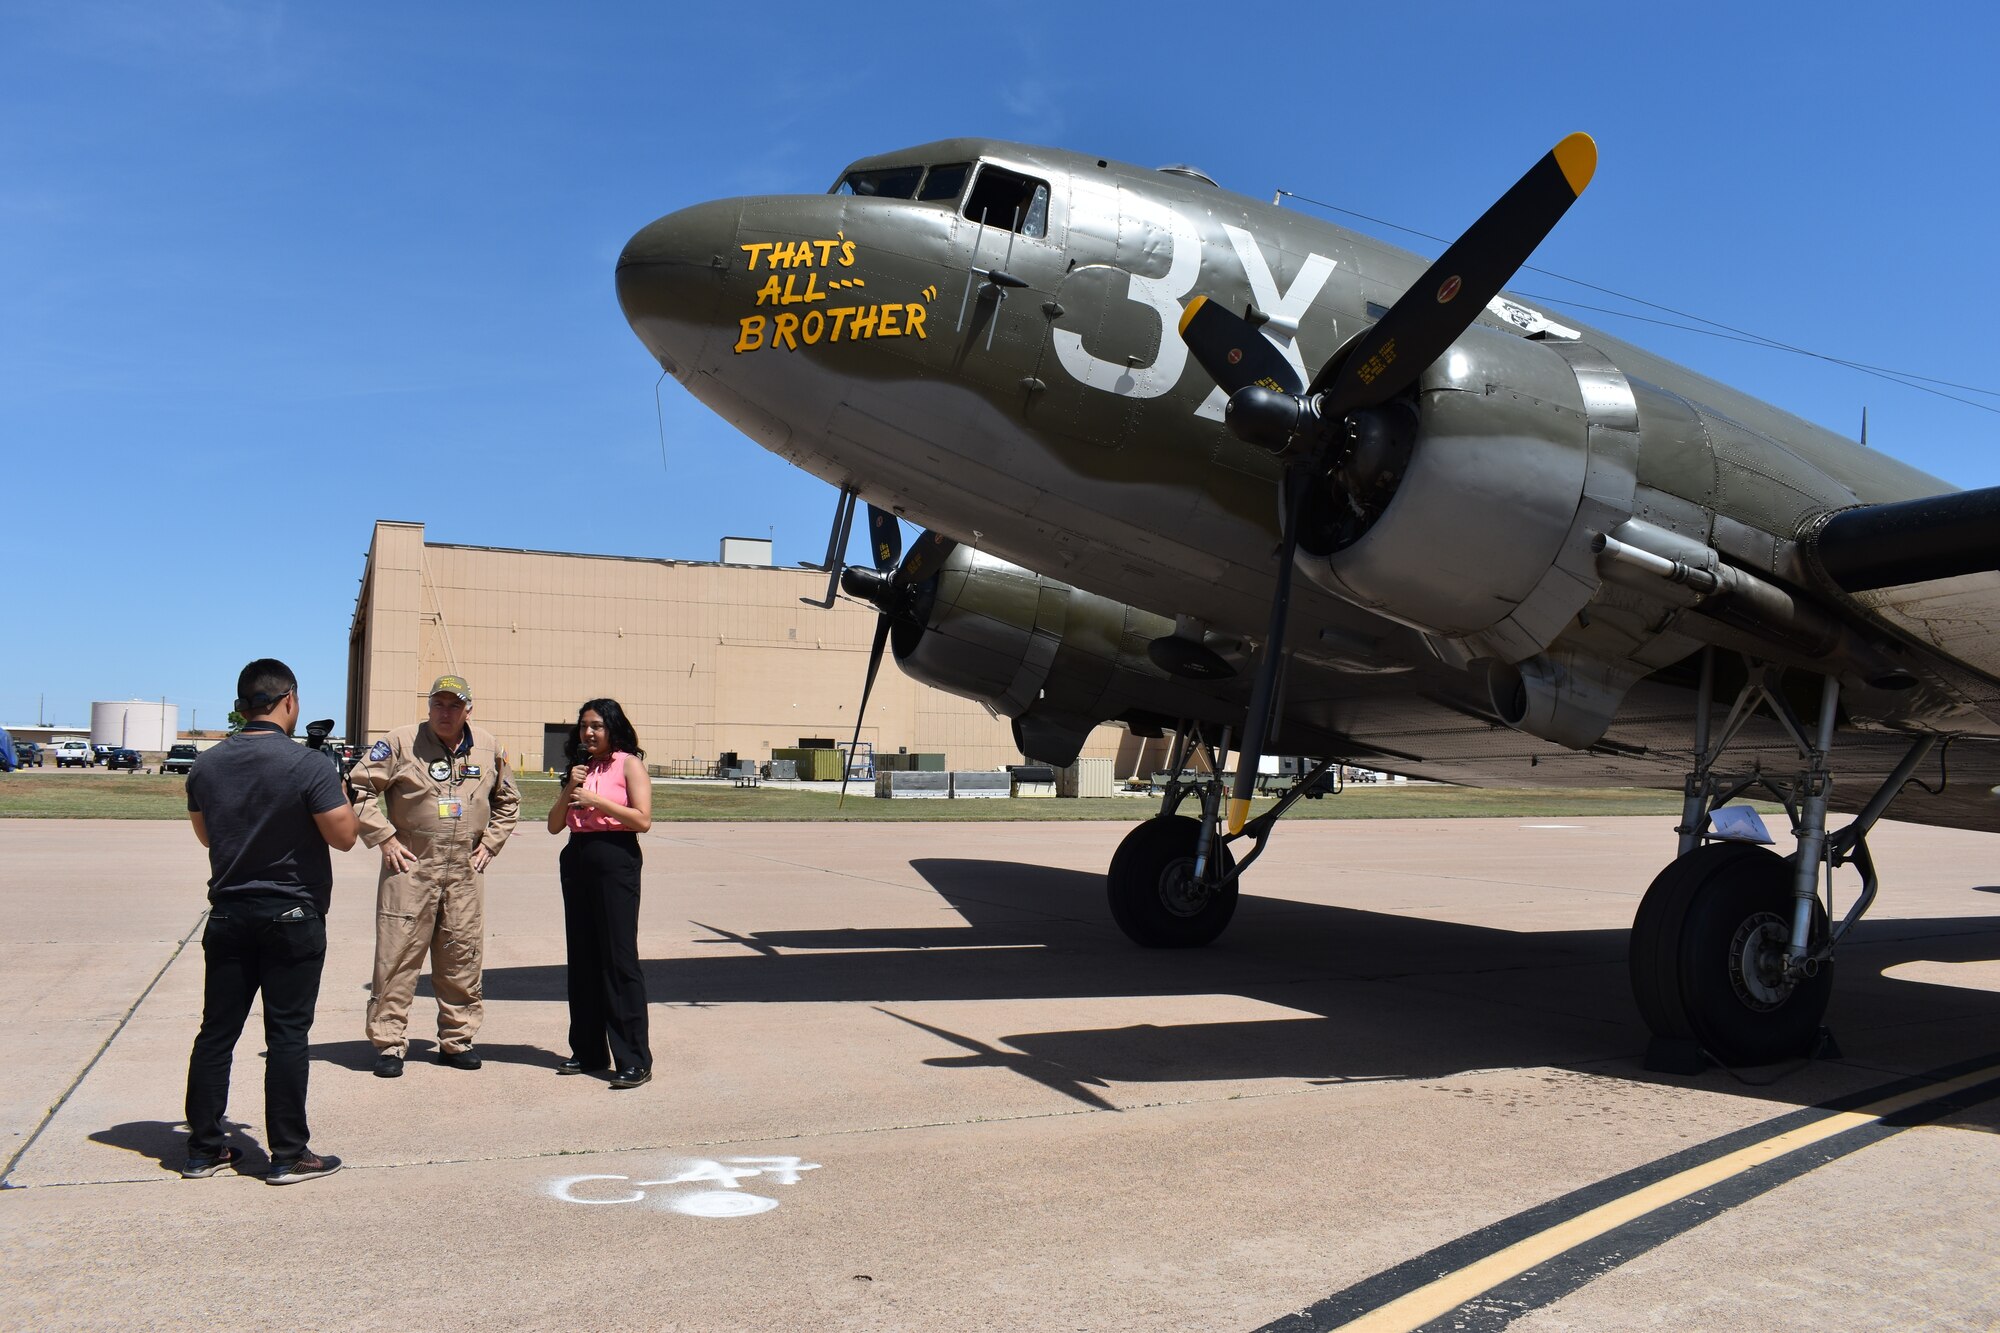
[
  {"xmin": 836, "ymin": 516, "xmax": 959, "ymax": 805},
  {"xmin": 1181, "ymin": 133, "xmax": 1597, "ymax": 833},
  {"xmin": 866, "ymin": 503, "xmax": 902, "ymax": 571}
]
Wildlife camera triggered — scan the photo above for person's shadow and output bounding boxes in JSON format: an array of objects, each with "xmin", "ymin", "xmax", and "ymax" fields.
[
  {"xmin": 310, "ymin": 1039, "xmax": 566, "ymax": 1072},
  {"xmin": 88, "ymin": 1119, "xmax": 263, "ymax": 1175}
]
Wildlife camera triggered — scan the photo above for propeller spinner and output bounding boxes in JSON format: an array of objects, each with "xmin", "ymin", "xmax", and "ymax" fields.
[{"xmin": 836, "ymin": 510, "xmax": 958, "ymax": 805}]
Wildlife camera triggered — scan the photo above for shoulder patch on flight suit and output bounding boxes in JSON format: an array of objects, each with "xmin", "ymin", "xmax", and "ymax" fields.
[{"xmin": 368, "ymin": 740, "xmax": 391, "ymax": 761}]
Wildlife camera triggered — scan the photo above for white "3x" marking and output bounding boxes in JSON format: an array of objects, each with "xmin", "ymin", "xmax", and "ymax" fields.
[
  {"xmin": 1049, "ymin": 188, "xmax": 1203, "ymax": 400},
  {"xmin": 1048, "ymin": 192, "xmax": 1338, "ymax": 415},
  {"xmin": 1193, "ymin": 225, "xmax": 1338, "ymax": 422}
]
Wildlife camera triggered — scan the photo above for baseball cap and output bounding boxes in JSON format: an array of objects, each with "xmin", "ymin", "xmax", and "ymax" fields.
[{"xmin": 429, "ymin": 675, "xmax": 472, "ymax": 702}]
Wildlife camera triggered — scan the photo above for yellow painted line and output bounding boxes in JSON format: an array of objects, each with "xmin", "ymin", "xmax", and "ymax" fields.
[{"xmin": 1338, "ymin": 1062, "xmax": 2000, "ymax": 1333}]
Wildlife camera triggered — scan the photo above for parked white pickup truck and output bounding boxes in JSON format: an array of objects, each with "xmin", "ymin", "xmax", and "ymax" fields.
[{"xmin": 54, "ymin": 740, "xmax": 93, "ymax": 768}]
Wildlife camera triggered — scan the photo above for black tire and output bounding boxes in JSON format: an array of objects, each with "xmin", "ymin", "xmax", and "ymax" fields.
[
  {"xmin": 1628, "ymin": 843, "xmax": 1833, "ymax": 1066},
  {"xmin": 1106, "ymin": 815, "xmax": 1238, "ymax": 948}
]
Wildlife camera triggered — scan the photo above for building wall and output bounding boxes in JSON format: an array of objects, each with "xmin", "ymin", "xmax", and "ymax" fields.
[{"xmin": 347, "ymin": 520, "xmax": 1127, "ymax": 773}]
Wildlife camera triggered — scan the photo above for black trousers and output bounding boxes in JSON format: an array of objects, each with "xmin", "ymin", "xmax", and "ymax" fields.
[
  {"xmin": 185, "ymin": 901, "xmax": 326, "ymax": 1162},
  {"xmin": 559, "ymin": 832, "xmax": 651, "ymax": 1071}
]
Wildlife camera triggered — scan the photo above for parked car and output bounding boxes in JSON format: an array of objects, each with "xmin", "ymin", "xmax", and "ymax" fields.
[
  {"xmin": 54, "ymin": 740, "xmax": 92, "ymax": 768},
  {"xmin": 161, "ymin": 743, "xmax": 200, "ymax": 776},
  {"xmin": 15, "ymin": 741, "xmax": 43, "ymax": 768},
  {"xmin": 91, "ymin": 744, "xmax": 116, "ymax": 767},
  {"xmin": 105, "ymin": 748, "xmax": 144, "ymax": 771}
]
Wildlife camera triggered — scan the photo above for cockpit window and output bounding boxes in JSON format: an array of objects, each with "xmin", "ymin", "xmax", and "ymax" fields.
[
  {"xmin": 917, "ymin": 163, "xmax": 970, "ymax": 202},
  {"xmin": 963, "ymin": 164, "xmax": 1049, "ymax": 238},
  {"xmin": 836, "ymin": 166, "xmax": 924, "ymax": 199}
]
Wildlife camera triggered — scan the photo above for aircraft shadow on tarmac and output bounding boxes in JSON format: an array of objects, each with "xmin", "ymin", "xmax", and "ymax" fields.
[{"xmin": 480, "ymin": 858, "xmax": 2000, "ymax": 1124}]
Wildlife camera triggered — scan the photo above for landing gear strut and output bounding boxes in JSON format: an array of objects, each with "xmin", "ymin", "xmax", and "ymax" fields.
[
  {"xmin": 1630, "ymin": 648, "xmax": 1938, "ymax": 1069},
  {"xmin": 1105, "ymin": 722, "xmax": 1336, "ymax": 948}
]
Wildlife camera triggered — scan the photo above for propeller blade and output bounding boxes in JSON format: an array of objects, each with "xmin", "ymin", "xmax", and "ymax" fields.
[
  {"xmin": 1177, "ymin": 296, "xmax": 1305, "ymax": 397},
  {"xmin": 1309, "ymin": 132, "xmax": 1597, "ymax": 412},
  {"xmin": 866, "ymin": 504, "xmax": 903, "ymax": 572},
  {"xmin": 894, "ymin": 529, "xmax": 959, "ymax": 588},
  {"xmin": 839, "ymin": 614, "xmax": 893, "ymax": 808},
  {"xmin": 1227, "ymin": 466, "xmax": 1311, "ymax": 834}
]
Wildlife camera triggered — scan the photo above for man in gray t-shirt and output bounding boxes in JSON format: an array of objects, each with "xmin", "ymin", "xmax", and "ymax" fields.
[{"xmin": 182, "ymin": 659, "xmax": 360, "ymax": 1184}]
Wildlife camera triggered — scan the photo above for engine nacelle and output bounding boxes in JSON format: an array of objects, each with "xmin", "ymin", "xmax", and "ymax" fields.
[
  {"xmin": 1296, "ymin": 326, "xmax": 1640, "ymax": 668},
  {"xmin": 891, "ymin": 548, "xmax": 1200, "ymax": 766}
]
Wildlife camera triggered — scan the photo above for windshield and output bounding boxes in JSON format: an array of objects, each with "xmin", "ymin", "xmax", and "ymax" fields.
[
  {"xmin": 834, "ymin": 162, "xmax": 974, "ymax": 205},
  {"xmin": 836, "ymin": 166, "xmax": 924, "ymax": 199}
]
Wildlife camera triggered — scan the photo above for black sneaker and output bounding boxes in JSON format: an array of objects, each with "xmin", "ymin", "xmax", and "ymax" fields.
[
  {"xmin": 609, "ymin": 1067, "xmax": 651, "ymax": 1089},
  {"xmin": 438, "ymin": 1048, "xmax": 482, "ymax": 1070},
  {"xmin": 373, "ymin": 1052, "xmax": 405, "ymax": 1078},
  {"xmin": 266, "ymin": 1151, "xmax": 342, "ymax": 1186},
  {"xmin": 181, "ymin": 1145, "xmax": 242, "ymax": 1179}
]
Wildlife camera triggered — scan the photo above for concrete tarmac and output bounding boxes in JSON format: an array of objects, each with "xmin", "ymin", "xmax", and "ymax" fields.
[{"xmin": 3, "ymin": 815, "xmax": 1997, "ymax": 1330}]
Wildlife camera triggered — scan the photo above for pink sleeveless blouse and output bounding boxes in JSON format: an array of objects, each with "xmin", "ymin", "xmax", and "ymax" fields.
[{"xmin": 569, "ymin": 752, "xmax": 635, "ymax": 833}]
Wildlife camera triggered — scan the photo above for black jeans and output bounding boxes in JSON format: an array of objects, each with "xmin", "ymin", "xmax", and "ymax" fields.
[
  {"xmin": 184, "ymin": 900, "xmax": 327, "ymax": 1162},
  {"xmin": 560, "ymin": 832, "xmax": 651, "ymax": 1071}
]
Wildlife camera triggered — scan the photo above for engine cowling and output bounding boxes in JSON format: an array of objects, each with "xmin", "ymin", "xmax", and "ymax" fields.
[
  {"xmin": 889, "ymin": 547, "xmax": 1206, "ymax": 766},
  {"xmin": 1297, "ymin": 325, "xmax": 1639, "ymax": 662},
  {"xmin": 1292, "ymin": 327, "xmax": 1647, "ymax": 747}
]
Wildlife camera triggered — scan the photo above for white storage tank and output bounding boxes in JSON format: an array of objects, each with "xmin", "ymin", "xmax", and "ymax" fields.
[{"xmin": 91, "ymin": 700, "xmax": 179, "ymax": 751}]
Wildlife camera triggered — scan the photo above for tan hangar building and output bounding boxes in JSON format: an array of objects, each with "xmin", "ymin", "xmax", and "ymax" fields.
[{"xmin": 345, "ymin": 519, "xmax": 1129, "ymax": 774}]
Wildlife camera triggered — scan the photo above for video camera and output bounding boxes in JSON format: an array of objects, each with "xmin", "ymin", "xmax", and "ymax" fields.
[{"xmin": 304, "ymin": 719, "xmax": 343, "ymax": 771}]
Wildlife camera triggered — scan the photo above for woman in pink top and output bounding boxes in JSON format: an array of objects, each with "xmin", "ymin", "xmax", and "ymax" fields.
[{"xmin": 546, "ymin": 698, "xmax": 654, "ymax": 1088}]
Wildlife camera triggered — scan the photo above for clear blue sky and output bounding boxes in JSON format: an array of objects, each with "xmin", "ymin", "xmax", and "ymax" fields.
[{"xmin": 5, "ymin": 3, "xmax": 1997, "ymax": 734}]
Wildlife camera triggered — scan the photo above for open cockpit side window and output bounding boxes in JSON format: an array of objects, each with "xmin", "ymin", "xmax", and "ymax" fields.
[{"xmin": 963, "ymin": 164, "xmax": 1049, "ymax": 239}]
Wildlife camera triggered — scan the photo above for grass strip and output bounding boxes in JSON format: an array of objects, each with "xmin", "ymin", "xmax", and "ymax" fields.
[{"xmin": 1, "ymin": 772, "xmax": 1702, "ymax": 823}]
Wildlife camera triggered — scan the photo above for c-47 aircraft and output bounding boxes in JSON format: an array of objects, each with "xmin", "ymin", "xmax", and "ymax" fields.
[{"xmin": 616, "ymin": 134, "xmax": 2000, "ymax": 1070}]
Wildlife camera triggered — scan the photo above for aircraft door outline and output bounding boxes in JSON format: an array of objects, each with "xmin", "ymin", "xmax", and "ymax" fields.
[{"xmin": 1046, "ymin": 179, "xmax": 1202, "ymax": 400}]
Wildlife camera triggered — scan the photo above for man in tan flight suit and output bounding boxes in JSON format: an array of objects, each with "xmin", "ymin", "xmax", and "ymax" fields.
[{"xmin": 348, "ymin": 674, "xmax": 519, "ymax": 1077}]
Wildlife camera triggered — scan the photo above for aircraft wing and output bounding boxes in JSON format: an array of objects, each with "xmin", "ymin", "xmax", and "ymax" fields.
[
  {"xmin": 1801, "ymin": 485, "xmax": 2000, "ymax": 695},
  {"xmin": 1276, "ymin": 481, "xmax": 2000, "ymax": 837}
]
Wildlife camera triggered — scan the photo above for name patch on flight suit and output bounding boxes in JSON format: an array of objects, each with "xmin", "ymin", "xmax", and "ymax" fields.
[
  {"xmin": 429, "ymin": 760, "xmax": 451, "ymax": 781},
  {"xmin": 463, "ymin": 765, "xmax": 481, "ymax": 779}
]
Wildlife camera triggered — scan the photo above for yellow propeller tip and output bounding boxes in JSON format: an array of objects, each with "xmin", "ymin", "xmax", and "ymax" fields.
[
  {"xmin": 1226, "ymin": 798, "xmax": 1250, "ymax": 835},
  {"xmin": 1554, "ymin": 132, "xmax": 1597, "ymax": 196},
  {"xmin": 1177, "ymin": 295, "xmax": 1207, "ymax": 336}
]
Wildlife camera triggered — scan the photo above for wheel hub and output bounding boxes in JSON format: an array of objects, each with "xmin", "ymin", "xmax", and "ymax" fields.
[
  {"xmin": 1158, "ymin": 857, "xmax": 1213, "ymax": 918},
  {"xmin": 1727, "ymin": 911, "xmax": 1795, "ymax": 1011}
]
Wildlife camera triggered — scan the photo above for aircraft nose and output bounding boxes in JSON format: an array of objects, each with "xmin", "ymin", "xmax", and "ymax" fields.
[{"xmin": 616, "ymin": 198, "xmax": 742, "ymax": 371}]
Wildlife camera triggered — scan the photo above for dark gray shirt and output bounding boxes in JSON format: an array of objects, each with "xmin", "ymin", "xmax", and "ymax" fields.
[{"xmin": 186, "ymin": 724, "xmax": 347, "ymax": 915}]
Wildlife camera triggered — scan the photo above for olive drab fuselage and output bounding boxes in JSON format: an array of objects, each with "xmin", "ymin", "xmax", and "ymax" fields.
[{"xmin": 617, "ymin": 138, "xmax": 2000, "ymax": 805}]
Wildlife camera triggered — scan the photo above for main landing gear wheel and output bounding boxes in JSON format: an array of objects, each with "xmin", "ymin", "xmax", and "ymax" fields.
[
  {"xmin": 1107, "ymin": 816, "xmax": 1238, "ymax": 948},
  {"xmin": 1629, "ymin": 842, "xmax": 1833, "ymax": 1067}
]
